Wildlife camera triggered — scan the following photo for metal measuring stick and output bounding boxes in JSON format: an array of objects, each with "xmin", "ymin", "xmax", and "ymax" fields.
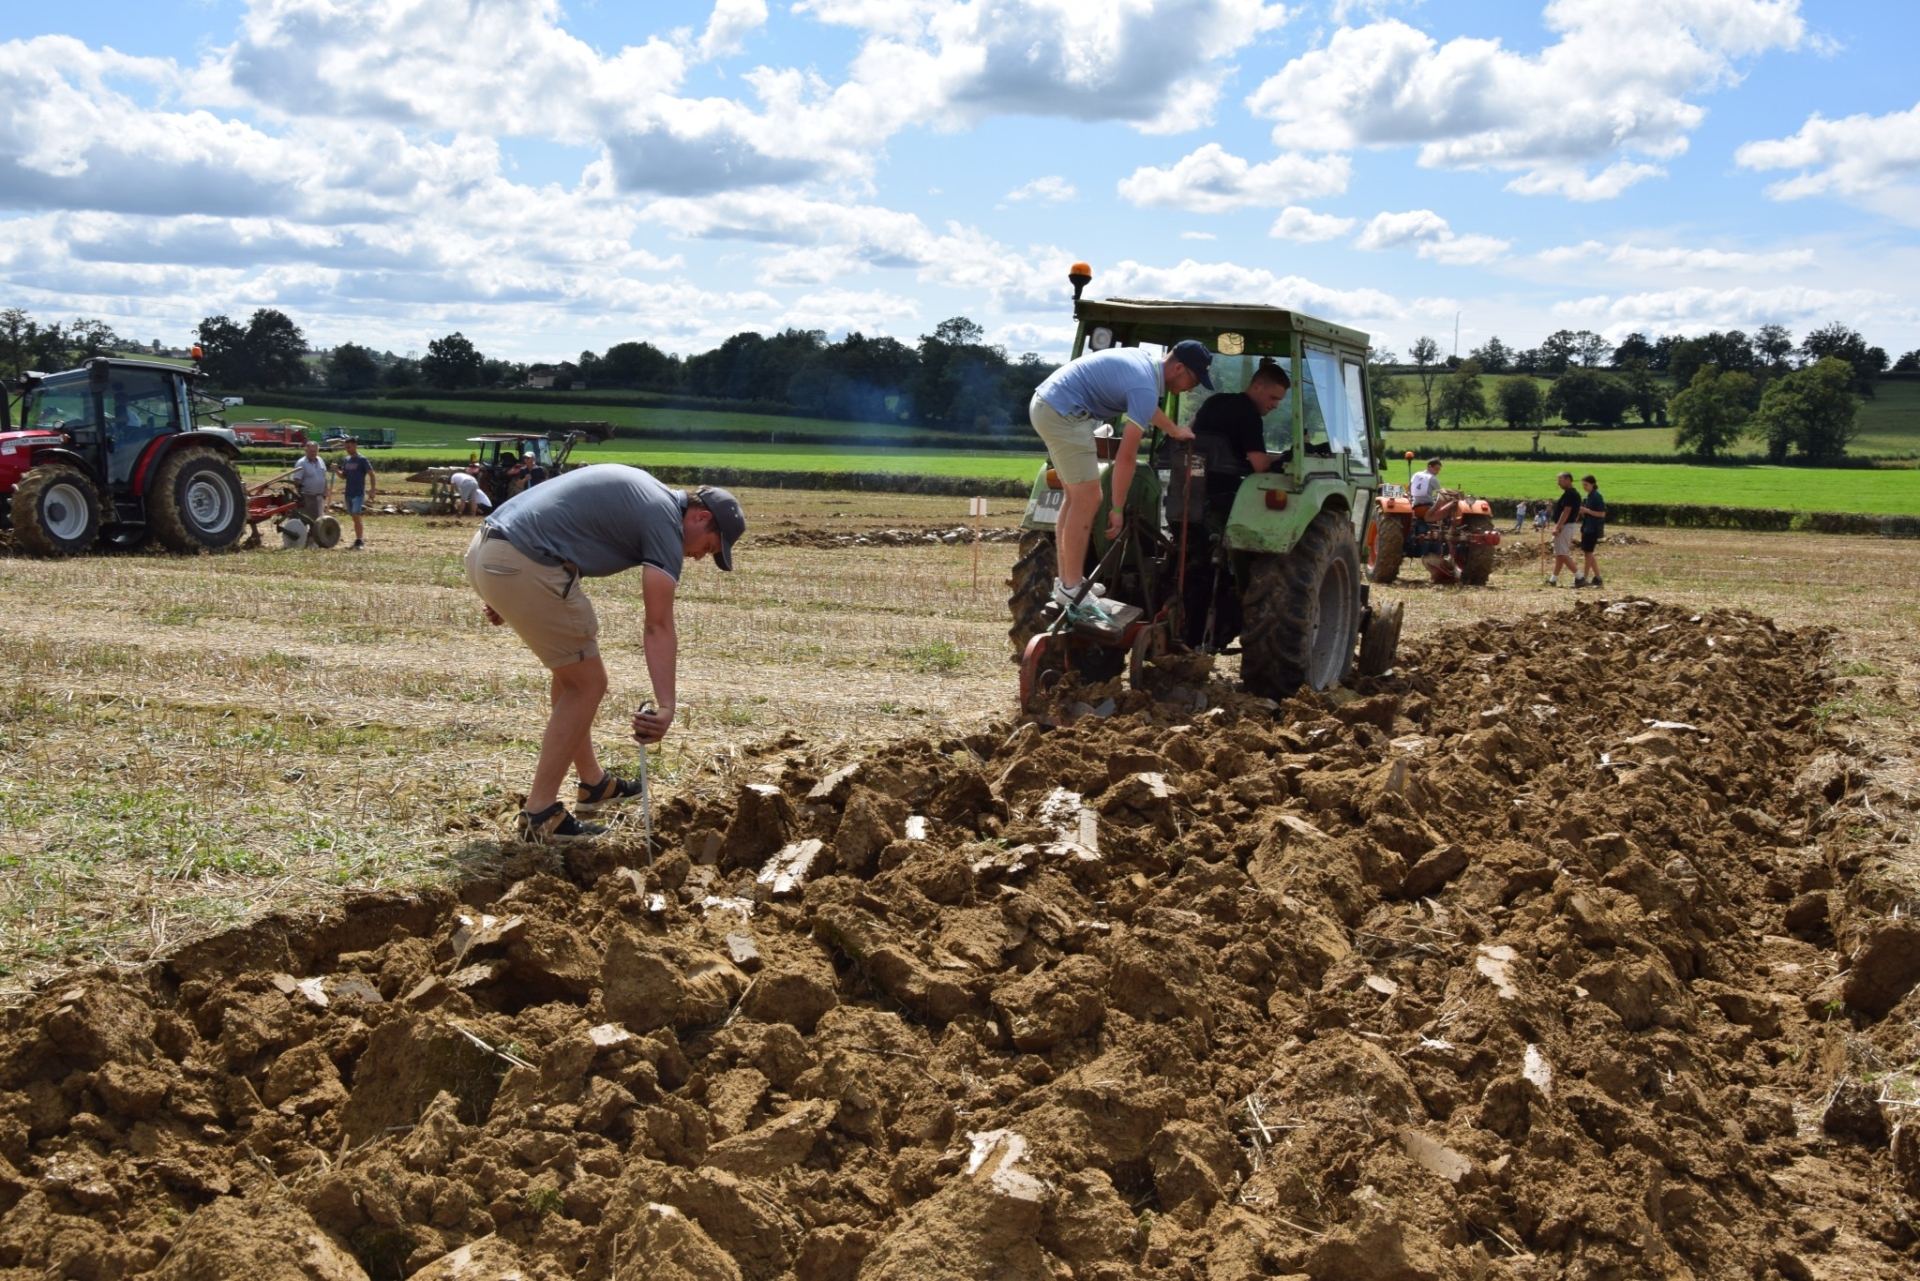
[{"xmin": 635, "ymin": 702, "xmax": 656, "ymax": 864}]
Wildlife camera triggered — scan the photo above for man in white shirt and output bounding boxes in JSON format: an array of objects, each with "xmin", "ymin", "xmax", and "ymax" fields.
[
  {"xmin": 290, "ymin": 441, "xmax": 330, "ymax": 523},
  {"xmin": 1408, "ymin": 458, "xmax": 1442, "ymax": 510},
  {"xmin": 450, "ymin": 468, "xmax": 492, "ymax": 517}
]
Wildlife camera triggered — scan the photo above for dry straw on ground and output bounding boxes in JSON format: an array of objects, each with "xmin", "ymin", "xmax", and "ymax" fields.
[{"xmin": 1, "ymin": 486, "xmax": 1916, "ymax": 997}]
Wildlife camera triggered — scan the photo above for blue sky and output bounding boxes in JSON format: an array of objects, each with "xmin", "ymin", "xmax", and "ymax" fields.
[{"xmin": 3, "ymin": 0, "xmax": 1917, "ymax": 364}]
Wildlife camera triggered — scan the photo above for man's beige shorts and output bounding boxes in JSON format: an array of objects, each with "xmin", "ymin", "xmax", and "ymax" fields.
[
  {"xmin": 1028, "ymin": 394, "xmax": 1102, "ymax": 486},
  {"xmin": 465, "ymin": 530, "xmax": 599, "ymax": 669},
  {"xmin": 1552, "ymin": 525, "xmax": 1575, "ymax": 558}
]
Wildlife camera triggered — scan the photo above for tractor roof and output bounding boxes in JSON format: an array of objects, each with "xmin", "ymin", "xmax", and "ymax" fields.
[
  {"xmin": 1074, "ymin": 297, "xmax": 1372, "ymax": 351},
  {"xmin": 467, "ymin": 434, "xmax": 553, "ymax": 443}
]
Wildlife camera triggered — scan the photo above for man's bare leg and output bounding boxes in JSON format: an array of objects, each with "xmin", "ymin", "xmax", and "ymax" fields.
[
  {"xmin": 527, "ymin": 656, "xmax": 608, "ymax": 812},
  {"xmin": 1054, "ymin": 479, "xmax": 1102, "ymax": 592}
]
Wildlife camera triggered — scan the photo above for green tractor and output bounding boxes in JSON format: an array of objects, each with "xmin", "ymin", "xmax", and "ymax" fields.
[{"xmin": 1010, "ymin": 267, "xmax": 1403, "ymax": 707}]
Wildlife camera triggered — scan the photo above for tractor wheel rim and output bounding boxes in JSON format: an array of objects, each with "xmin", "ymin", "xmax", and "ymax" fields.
[
  {"xmin": 1310, "ymin": 557, "xmax": 1354, "ymax": 687},
  {"xmin": 185, "ymin": 475, "xmax": 232, "ymax": 531},
  {"xmin": 43, "ymin": 482, "xmax": 90, "ymax": 541}
]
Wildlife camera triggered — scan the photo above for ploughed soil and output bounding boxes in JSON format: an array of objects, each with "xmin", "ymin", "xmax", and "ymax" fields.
[{"xmin": 3, "ymin": 600, "xmax": 1918, "ymax": 1280}]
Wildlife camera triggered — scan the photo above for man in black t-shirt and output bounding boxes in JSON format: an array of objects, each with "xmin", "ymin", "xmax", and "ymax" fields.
[
  {"xmin": 1577, "ymin": 474, "xmax": 1607, "ymax": 588},
  {"xmin": 1546, "ymin": 471, "xmax": 1580, "ymax": 587},
  {"xmin": 1175, "ymin": 360, "xmax": 1290, "ymax": 644},
  {"xmin": 1190, "ymin": 359, "xmax": 1290, "ymax": 506}
]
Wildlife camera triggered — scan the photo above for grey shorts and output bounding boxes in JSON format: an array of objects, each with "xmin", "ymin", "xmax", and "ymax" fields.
[
  {"xmin": 1028, "ymin": 394, "xmax": 1101, "ymax": 486},
  {"xmin": 1552, "ymin": 525, "xmax": 1574, "ymax": 558},
  {"xmin": 299, "ymin": 494, "xmax": 325, "ymax": 521}
]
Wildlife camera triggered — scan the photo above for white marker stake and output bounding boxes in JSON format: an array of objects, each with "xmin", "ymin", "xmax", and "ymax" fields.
[{"xmin": 968, "ymin": 496, "xmax": 986, "ymax": 590}]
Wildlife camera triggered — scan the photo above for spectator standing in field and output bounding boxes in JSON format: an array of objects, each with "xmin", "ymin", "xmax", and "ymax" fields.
[
  {"xmin": 336, "ymin": 440, "xmax": 376, "ymax": 550},
  {"xmin": 449, "ymin": 467, "xmax": 491, "ymax": 517},
  {"xmin": 1513, "ymin": 499, "xmax": 1528, "ymax": 532},
  {"xmin": 1577, "ymin": 474, "xmax": 1607, "ymax": 588},
  {"xmin": 1029, "ymin": 341, "xmax": 1205, "ymax": 624},
  {"xmin": 291, "ymin": 440, "xmax": 330, "ymax": 523},
  {"xmin": 1547, "ymin": 471, "xmax": 1580, "ymax": 587},
  {"xmin": 466, "ymin": 467, "xmax": 746, "ymax": 842}
]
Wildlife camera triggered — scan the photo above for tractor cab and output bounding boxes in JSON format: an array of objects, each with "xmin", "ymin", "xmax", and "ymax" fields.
[
  {"xmin": 2, "ymin": 357, "xmax": 246, "ymax": 555},
  {"xmin": 1010, "ymin": 266, "xmax": 1401, "ymax": 704},
  {"xmin": 466, "ymin": 429, "xmax": 604, "ymax": 505},
  {"xmin": 468, "ymin": 434, "xmax": 558, "ymax": 506}
]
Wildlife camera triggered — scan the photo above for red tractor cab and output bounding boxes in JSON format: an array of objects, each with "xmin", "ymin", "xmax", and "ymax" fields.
[{"xmin": 1, "ymin": 358, "xmax": 248, "ymax": 555}]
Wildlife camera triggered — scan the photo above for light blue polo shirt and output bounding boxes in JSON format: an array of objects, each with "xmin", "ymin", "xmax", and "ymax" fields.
[{"xmin": 1035, "ymin": 348, "xmax": 1164, "ymax": 429}]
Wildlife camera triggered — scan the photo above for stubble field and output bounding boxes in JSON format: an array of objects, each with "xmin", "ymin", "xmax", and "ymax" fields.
[{"xmin": 0, "ymin": 488, "xmax": 1916, "ymax": 1279}]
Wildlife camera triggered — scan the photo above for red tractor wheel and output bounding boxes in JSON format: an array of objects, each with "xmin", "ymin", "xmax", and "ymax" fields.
[{"xmin": 12, "ymin": 464, "xmax": 102, "ymax": 557}]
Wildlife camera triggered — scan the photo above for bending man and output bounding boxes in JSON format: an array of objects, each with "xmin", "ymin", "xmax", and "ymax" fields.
[
  {"xmin": 466, "ymin": 466, "xmax": 746, "ymax": 842},
  {"xmin": 1028, "ymin": 340, "xmax": 1209, "ymax": 622}
]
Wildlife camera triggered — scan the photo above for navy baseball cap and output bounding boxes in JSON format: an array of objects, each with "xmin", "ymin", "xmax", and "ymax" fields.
[
  {"xmin": 1171, "ymin": 339, "xmax": 1214, "ymax": 390},
  {"xmin": 696, "ymin": 485, "xmax": 746, "ymax": 571}
]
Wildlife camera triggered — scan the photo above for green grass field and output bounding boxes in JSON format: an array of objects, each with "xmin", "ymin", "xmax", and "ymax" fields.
[
  {"xmin": 1382, "ymin": 376, "xmax": 1920, "ymax": 459},
  {"xmin": 240, "ymin": 394, "xmax": 1918, "ymax": 513},
  {"xmin": 244, "ymin": 397, "xmax": 989, "ymax": 447},
  {"xmin": 1437, "ymin": 460, "xmax": 1916, "ymax": 514}
]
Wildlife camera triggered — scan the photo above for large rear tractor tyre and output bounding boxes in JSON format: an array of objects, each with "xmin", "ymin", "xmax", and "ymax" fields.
[
  {"xmin": 13, "ymin": 465, "xmax": 101, "ymax": 557},
  {"xmin": 1241, "ymin": 507, "xmax": 1362, "ymax": 699},
  {"xmin": 151, "ymin": 449, "xmax": 246, "ymax": 553},
  {"xmin": 1462, "ymin": 515, "xmax": 1496, "ymax": 586},
  {"xmin": 1357, "ymin": 600, "xmax": 1405, "ymax": 677},
  {"xmin": 1007, "ymin": 529, "xmax": 1058, "ymax": 657},
  {"xmin": 1368, "ymin": 512, "xmax": 1408, "ymax": 584}
]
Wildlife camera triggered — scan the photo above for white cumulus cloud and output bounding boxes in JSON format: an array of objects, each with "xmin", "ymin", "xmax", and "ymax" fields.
[
  {"xmin": 1117, "ymin": 144, "xmax": 1351, "ymax": 213},
  {"xmin": 1270, "ymin": 206, "xmax": 1356, "ymax": 242},
  {"xmin": 1537, "ymin": 240, "xmax": 1816, "ymax": 271},
  {"xmin": 1551, "ymin": 284, "xmax": 1890, "ymax": 339},
  {"xmin": 1736, "ymin": 100, "xmax": 1920, "ymax": 220},
  {"xmin": 1005, "ymin": 175, "xmax": 1077, "ymax": 204},
  {"xmin": 1246, "ymin": 0, "xmax": 1806, "ymax": 198},
  {"xmin": 1354, "ymin": 210, "xmax": 1508, "ymax": 264}
]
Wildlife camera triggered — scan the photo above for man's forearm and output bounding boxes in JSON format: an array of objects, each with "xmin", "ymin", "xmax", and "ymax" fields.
[{"xmin": 643, "ymin": 621, "xmax": 677, "ymax": 714}]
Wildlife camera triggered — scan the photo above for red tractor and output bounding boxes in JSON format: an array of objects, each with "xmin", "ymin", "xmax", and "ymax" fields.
[
  {"xmin": 1, "ymin": 358, "xmax": 248, "ymax": 556},
  {"xmin": 1367, "ymin": 483, "xmax": 1500, "ymax": 585}
]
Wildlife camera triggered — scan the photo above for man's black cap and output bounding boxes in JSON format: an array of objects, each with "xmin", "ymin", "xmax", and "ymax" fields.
[{"xmin": 697, "ymin": 485, "xmax": 746, "ymax": 571}]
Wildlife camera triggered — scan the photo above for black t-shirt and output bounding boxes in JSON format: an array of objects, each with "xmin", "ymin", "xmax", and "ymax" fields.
[
  {"xmin": 1193, "ymin": 391, "xmax": 1266, "ymax": 460},
  {"xmin": 1581, "ymin": 489, "xmax": 1606, "ymax": 538},
  {"xmin": 1552, "ymin": 487, "xmax": 1579, "ymax": 527},
  {"xmin": 1191, "ymin": 392, "xmax": 1267, "ymax": 507}
]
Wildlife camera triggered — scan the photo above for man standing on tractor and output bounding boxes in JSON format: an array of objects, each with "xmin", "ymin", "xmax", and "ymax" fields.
[
  {"xmin": 465, "ymin": 466, "xmax": 746, "ymax": 843},
  {"xmin": 1028, "ymin": 340, "xmax": 1208, "ymax": 623},
  {"xmin": 336, "ymin": 439, "xmax": 376, "ymax": 550},
  {"xmin": 1546, "ymin": 471, "xmax": 1580, "ymax": 587},
  {"xmin": 292, "ymin": 440, "xmax": 331, "ymax": 525}
]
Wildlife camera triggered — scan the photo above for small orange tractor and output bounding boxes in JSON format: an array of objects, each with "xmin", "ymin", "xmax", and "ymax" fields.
[{"xmin": 1367, "ymin": 480, "xmax": 1500, "ymax": 585}]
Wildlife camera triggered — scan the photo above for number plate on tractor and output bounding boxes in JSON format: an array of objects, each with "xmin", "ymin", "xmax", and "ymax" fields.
[{"xmin": 1029, "ymin": 488, "xmax": 1064, "ymax": 525}]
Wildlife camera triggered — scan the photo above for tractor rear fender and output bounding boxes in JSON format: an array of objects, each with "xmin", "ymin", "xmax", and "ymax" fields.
[
  {"xmin": 1222, "ymin": 475, "xmax": 1354, "ymax": 557},
  {"xmin": 1375, "ymin": 493, "xmax": 1414, "ymax": 516},
  {"xmin": 130, "ymin": 433, "xmax": 239, "ymax": 497},
  {"xmin": 1458, "ymin": 497, "xmax": 1493, "ymax": 516}
]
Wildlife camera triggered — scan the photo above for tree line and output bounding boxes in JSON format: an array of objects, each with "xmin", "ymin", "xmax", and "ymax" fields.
[
  {"xmin": 226, "ymin": 312, "xmax": 1052, "ymax": 432},
  {"xmin": 1385, "ymin": 322, "xmax": 1915, "ymax": 464},
  {"xmin": 5, "ymin": 306, "xmax": 1059, "ymax": 433}
]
